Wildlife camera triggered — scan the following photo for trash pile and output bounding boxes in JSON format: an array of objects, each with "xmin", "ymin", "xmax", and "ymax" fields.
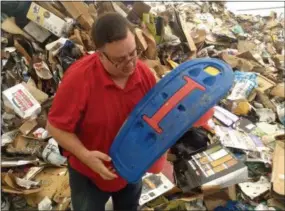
[{"xmin": 1, "ymin": 1, "xmax": 284, "ymax": 210}]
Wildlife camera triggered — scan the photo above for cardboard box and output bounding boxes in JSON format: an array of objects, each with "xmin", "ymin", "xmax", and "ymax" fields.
[
  {"xmin": 2, "ymin": 83, "xmax": 41, "ymax": 119},
  {"xmin": 26, "ymin": 2, "xmax": 66, "ymax": 37},
  {"xmin": 61, "ymin": 2, "xmax": 94, "ymax": 30}
]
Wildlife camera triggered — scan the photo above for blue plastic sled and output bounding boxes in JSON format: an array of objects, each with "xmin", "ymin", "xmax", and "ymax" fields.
[{"xmin": 110, "ymin": 58, "xmax": 234, "ymax": 183}]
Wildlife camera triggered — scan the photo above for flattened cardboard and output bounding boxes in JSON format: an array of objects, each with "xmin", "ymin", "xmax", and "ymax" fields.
[
  {"xmin": 2, "ymin": 172, "xmax": 42, "ymax": 195},
  {"xmin": 142, "ymin": 28, "xmax": 157, "ymax": 60},
  {"xmin": 19, "ymin": 119, "xmax": 38, "ymax": 135},
  {"xmin": 142, "ymin": 59, "xmax": 161, "ymax": 69},
  {"xmin": 175, "ymin": 11, "xmax": 197, "ymax": 53},
  {"xmin": 22, "ymin": 82, "xmax": 49, "ymax": 104},
  {"xmin": 181, "ymin": 21, "xmax": 197, "ymax": 53},
  {"xmin": 53, "ymin": 175, "xmax": 71, "ymax": 203},
  {"xmin": 61, "ymin": 2, "xmax": 85, "ymax": 19},
  {"xmin": 135, "ymin": 28, "xmax": 148, "ymax": 51},
  {"xmin": 88, "ymin": 4, "xmax": 97, "ymax": 21},
  {"xmin": 256, "ymin": 74, "xmax": 276, "ymax": 93},
  {"xmin": 25, "ymin": 167, "xmax": 69, "ymax": 207},
  {"xmin": 237, "ymin": 51, "xmax": 265, "ymax": 67},
  {"xmin": 270, "ymin": 83, "xmax": 285, "ymax": 98},
  {"xmin": 69, "ymin": 29, "xmax": 84, "ymax": 47},
  {"xmin": 192, "ymin": 29, "xmax": 207, "ymax": 44},
  {"xmin": 97, "ymin": 2, "xmax": 115, "ymax": 15},
  {"xmin": 6, "ymin": 135, "xmax": 41, "ymax": 155},
  {"xmin": 61, "ymin": 2, "xmax": 94, "ymax": 30},
  {"xmin": 55, "ymin": 197, "xmax": 71, "ymax": 211},
  {"xmin": 237, "ymin": 40, "xmax": 256, "ymax": 53},
  {"xmin": 272, "ymin": 136, "xmax": 285, "ymax": 196},
  {"xmin": 256, "ymin": 90, "xmax": 277, "ymax": 112},
  {"xmin": 141, "ymin": 59, "xmax": 167, "ymax": 79},
  {"xmin": 154, "ymin": 65, "xmax": 170, "ymax": 78},
  {"xmin": 221, "ymin": 53, "xmax": 254, "ymax": 72},
  {"xmin": 221, "ymin": 53, "xmax": 238, "ymax": 68},
  {"xmin": 80, "ymin": 30, "xmax": 94, "ymax": 51},
  {"xmin": 1, "ymin": 17, "xmax": 32, "ymax": 40}
]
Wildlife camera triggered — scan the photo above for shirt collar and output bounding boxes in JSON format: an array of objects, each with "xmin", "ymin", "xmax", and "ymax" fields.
[{"xmin": 96, "ymin": 54, "xmax": 142, "ymax": 89}]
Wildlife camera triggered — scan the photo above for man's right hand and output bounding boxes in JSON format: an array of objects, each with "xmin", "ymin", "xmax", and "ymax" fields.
[{"xmin": 83, "ymin": 151, "xmax": 118, "ymax": 180}]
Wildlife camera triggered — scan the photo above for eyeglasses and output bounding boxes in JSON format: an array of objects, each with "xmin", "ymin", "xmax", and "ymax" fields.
[{"xmin": 102, "ymin": 49, "xmax": 139, "ymax": 69}]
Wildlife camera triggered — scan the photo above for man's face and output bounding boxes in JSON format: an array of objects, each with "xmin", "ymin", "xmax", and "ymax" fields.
[{"xmin": 99, "ymin": 30, "xmax": 138, "ymax": 78}]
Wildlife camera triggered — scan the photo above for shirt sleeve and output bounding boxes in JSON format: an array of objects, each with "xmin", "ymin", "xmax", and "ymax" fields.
[{"xmin": 48, "ymin": 68, "xmax": 89, "ymax": 133}]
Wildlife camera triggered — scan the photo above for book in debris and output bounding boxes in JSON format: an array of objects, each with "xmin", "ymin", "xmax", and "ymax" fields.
[{"xmin": 174, "ymin": 143, "xmax": 248, "ymax": 193}]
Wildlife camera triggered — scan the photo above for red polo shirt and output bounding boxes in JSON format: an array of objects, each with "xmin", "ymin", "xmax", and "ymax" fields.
[{"xmin": 48, "ymin": 53, "xmax": 165, "ymax": 192}]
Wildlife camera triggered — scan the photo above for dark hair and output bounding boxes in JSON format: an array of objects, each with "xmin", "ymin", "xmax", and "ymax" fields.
[{"xmin": 91, "ymin": 12, "xmax": 134, "ymax": 49}]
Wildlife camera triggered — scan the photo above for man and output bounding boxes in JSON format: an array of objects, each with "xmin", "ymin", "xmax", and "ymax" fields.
[{"xmin": 47, "ymin": 13, "xmax": 165, "ymax": 211}]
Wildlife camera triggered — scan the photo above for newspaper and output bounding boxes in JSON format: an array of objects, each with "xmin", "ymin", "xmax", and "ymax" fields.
[{"xmin": 139, "ymin": 172, "xmax": 174, "ymax": 206}]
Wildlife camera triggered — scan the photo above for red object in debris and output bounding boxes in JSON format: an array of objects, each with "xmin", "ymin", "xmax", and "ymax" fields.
[
  {"xmin": 193, "ymin": 107, "xmax": 214, "ymax": 128},
  {"xmin": 148, "ymin": 108, "xmax": 215, "ymax": 174},
  {"xmin": 147, "ymin": 153, "xmax": 167, "ymax": 174}
]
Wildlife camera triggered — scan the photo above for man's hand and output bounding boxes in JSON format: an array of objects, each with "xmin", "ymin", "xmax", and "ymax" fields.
[{"xmin": 83, "ymin": 151, "xmax": 118, "ymax": 180}]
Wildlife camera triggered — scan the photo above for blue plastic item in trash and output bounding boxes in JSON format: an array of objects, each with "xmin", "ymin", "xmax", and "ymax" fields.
[{"xmin": 110, "ymin": 58, "xmax": 234, "ymax": 183}]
